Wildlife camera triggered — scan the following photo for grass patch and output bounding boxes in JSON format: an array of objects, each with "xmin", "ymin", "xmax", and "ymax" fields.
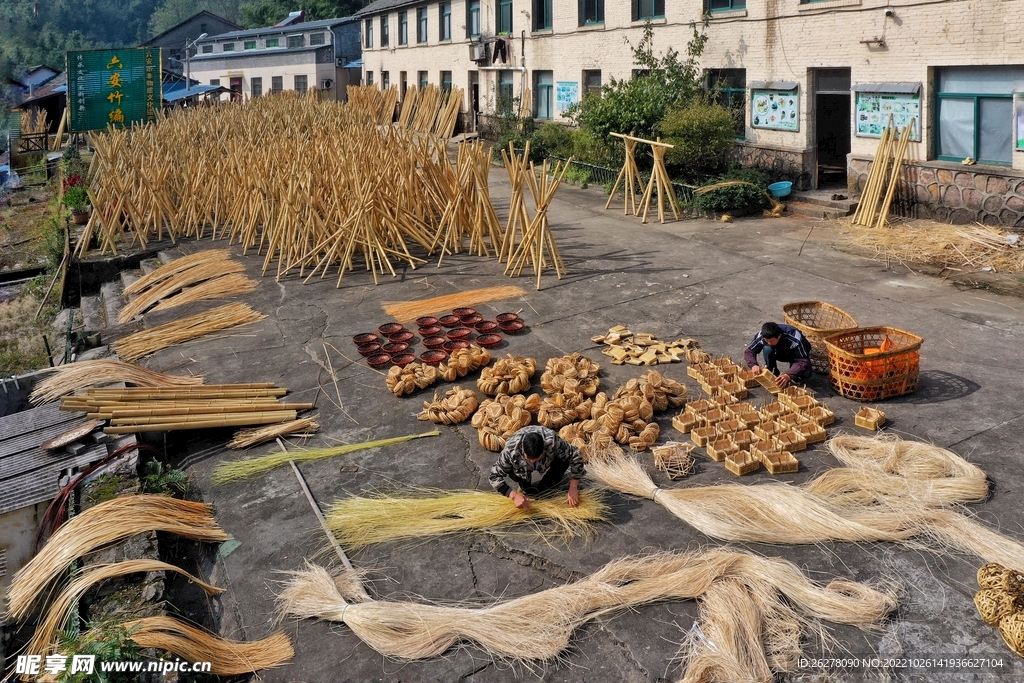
[{"xmin": 0, "ymin": 292, "xmax": 53, "ymax": 375}]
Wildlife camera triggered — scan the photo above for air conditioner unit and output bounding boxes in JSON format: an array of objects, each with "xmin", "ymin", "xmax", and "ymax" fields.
[
  {"xmin": 321, "ymin": 78, "xmax": 333, "ymax": 89},
  {"xmin": 469, "ymin": 43, "xmax": 488, "ymax": 62}
]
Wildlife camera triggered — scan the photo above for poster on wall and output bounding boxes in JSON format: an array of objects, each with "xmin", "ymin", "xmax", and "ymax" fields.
[
  {"xmin": 750, "ymin": 89, "xmax": 799, "ymax": 132},
  {"xmin": 854, "ymin": 91, "xmax": 921, "ymax": 141},
  {"xmin": 556, "ymin": 81, "xmax": 579, "ymax": 113},
  {"xmin": 1016, "ymin": 94, "xmax": 1024, "ymax": 151}
]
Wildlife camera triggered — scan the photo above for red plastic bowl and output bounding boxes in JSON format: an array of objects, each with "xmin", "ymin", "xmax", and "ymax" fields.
[
  {"xmin": 476, "ymin": 333, "xmax": 503, "ymax": 348},
  {"xmin": 391, "ymin": 353, "xmax": 417, "ymax": 367},
  {"xmin": 438, "ymin": 315, "xmax": 462, "ymax": 328},
  {"xmin": 423, "ymin": 335, "xmax": 447, "ymax": 349},
  {"xmin": 382, "ymin": 341, "xmax": 409, "ymax": 354},
  {"xmin": 367, "ymin": 353, "xmax": 392, "ymax": 368},
  {"xmin": 443, "ymin": 340, "xmax": 471, "ymax": 352},
  {"xmin": 452, "ymin": 307, "xmax": 477, "ymax": 317},
  {"xmin": 495, "ymin": 312, "xmax": 520, "ymax": 323},
  {"xmin": 357, "ymin": 341, "xmax": 382, "ymax": 357},
  {"xmin": 446, "ymin": 327, "xmax": 473, "ymax": 341},
  {"xmin": 415, "ymin": 316, "xmax": 439, "ymax": 327},
  {"xmin": 474, "ymin": 320, "xmax": 499, "ymax": 333},
  {"xmin": 388, "ymin": 330, "xmax": 415, "ymax": 344},
  {"xmin": 498, "ymin": 319, "xmax": 526, "ymax": 334},
  {"xmin": 418, "ymin": 325, "xmax": 442, "ymax": 337},
  {"xmin": 460, "ymin": 313, "xmax": 484, "ymax": 325},
  {"xmin": 420, "ymin": 349, "xmax": 448, "ymax": 365},
  {"xmin": 378, "ymin": 322, "xmax": 405, "ymax": 336},
  {"xmin": 353, "ymin": 332, "xmax": 379, "ymax": 345}
]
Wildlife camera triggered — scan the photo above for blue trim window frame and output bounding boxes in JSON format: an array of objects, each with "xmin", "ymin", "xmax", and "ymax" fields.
[
  {"xmin": 467, "ymin": 0, "xmax": 481, "ymax": 38},
  {"xmin": 936, "ymin": 93, "xmax": 1014, "ymax": 166},
  {"xmin": 398, "ymin": 11, "xmax": 408, "ymax": 45},
  {"xmin": 497, "ymin": 0, "xmax": 513, "ymax": 34},
  {"xmin": 381, "ymin": 15, "xmax": 389, "ymax": 47},
  {"xmin": 579, "ymin": 0, "xmax": 604, "ymax": 25},
  {"xmin": 708, "ymin": 0, "xmax": 745, "ymax": 11},
  {"xmin": 498, "ymin": 70, "xmax": 515, "ymax": 113},
  {"xmin": 382, "ymin": 71, "xmax": 390, "ymax": 89},
  {"xmin": 632, "ymin": 0, "xmax": 665, "ymax": 20},
  {"xmin": 534, "ymin": 70, "xmax": 554, "ymax": 119},
  {"xmin": 533, "ymin": 0, "xmax": 552, "ymax": 30},
  {"xmin": 418, "ymin": 70, "xmax": 429, "ymax": 88},
  {"xmin": 417, "ymin": 7, "xmax": 428, "ymax": 43},
  {"xmin": 364, "ymin": 19, "xmax": 373, "ymax": 48},
  {"xmin": 441, "ymin": 70, "xmax": 453, "ymax": 91},
  {"xmin": 707, "ymin": 68, "xmax": 746, "ymax": 139},
  {"xmin": 440, "ymin": 3, "xmax": 451, "ymax": 41}
]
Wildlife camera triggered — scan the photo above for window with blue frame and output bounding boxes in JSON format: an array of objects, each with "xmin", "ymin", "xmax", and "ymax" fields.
[
  {"xmin": 579, "ymin": 0, "xmax": 604, "ymax": 25},
  {"xmin": 707, "ymin": 68, "xmax": 746, "ymax": 138},
  {"xmin": 708, "ymin": 0, "xmax": 745, "ymax": 11},
  {"xmin": 533, "ymin": 0, "xmax": 552, "ymax": 30},
  {"xmin": 417, "ymin": 7, "xmax": 428, "ymax": 43},
  {"xmin": 498, "ymin": 70, "xmax": 514, "ymax": 113},
  {"xmin": 440, "ymin": 3, "xmax": 451, "ymax": 40},
  {"xmin": 399, "ymin": 11, "xmax": 408, "ymax": 45},
  {"xmin": 632, "ymin": 0, "xmax": 665, "ymax": 20},
  {"xmin": 381, "ymin": 15, "xmax": 389, "ymax": 46},
  {"xmin": 936, "ymin": 66, "xmax": 1021, "ymax": 166},
  {"xmin": 441, "ymin": 71, "xmax": 452, "ymax": 91},
  {"xmin": 467, "ymin": 0, "xmax": 480, "ymax": 37},
  {"xmin": 535, "ymin": 71, "xmax": 553, "ymax": 119},
  {"xmin": 364, "ymin": 19, "xmax": 373, "ymax": 48},
  {"xmin": 497, "ymin": 0, "xmax": 513, "ymax": 34}
]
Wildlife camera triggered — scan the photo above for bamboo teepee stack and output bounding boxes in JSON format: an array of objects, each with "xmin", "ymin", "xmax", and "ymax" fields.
[
  {"xmin": 605, "ymin": 133, "xmax": 643, "ymax": 216},
  {"xmin": 851, "ymin": 116, "xmax": 915, "ymax": 228},
  {"xmin": 505, "ymin": 158, "xmax": 571, "ymax": 290}
]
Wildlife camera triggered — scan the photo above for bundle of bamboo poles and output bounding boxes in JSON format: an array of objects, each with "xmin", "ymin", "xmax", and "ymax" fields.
[
  {"xmin": 851, "ymin": 117, "xmax": 914, "ymax": 228},
  {"xmin": 347, "ymin": 84, "xmax": 400, "ymax": 125},
  {"xmin": 505, "ymin": 158, "xmax": 571, "ymax": 290},
  {"xmin": 431, "ymin": 140, "xmax": 504, "ymax": 264},
  {"xmin": 59, "ymin": 383, "xmax": 311, "ymax": 434},
  {"xmin": 112, "ymin": 302, "xmax": 265, "ymax": 362}
]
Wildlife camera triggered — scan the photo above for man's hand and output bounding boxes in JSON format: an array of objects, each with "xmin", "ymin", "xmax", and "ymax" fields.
[
  {"xmin": 750, "ymin": 364, "xmax": 761, "ymax": 375},
  {"xmin": 509, "ymin": 490, "xmax": 529, "ymax": 510},
  {"xmin": 776, "ymin": 373, "xmax": 792, "ymax": 389},
  {"xmin": 567, "ymin": 480, "xmax": 579, "ymax": 508}
]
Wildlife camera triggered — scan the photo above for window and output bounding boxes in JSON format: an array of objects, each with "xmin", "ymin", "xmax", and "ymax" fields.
[
  {"xmin": 708, "ymin": 0, "xmax": 745, "ymax": 10},
  {"xmin": 417, "ymin": 7, "xmax": 428, "ymax": 43},
  {"xmin": 266, "ymin": 38, "xmax": 279, "ymax": 48},
  {"xmin": 170, "ymin": 48, "xmax": 182, "ymax": 60},
  {"xmin": 400, "ymin": 70, "xmax": 408, "ymax": 94},
  {"xmin": 381, "ymin": 15, "xmax": 390, "ymax": 46},
  {"xmin": 310, "ymin": 32, "xmax": 325, "ymax": 45},
  {"xmin": 287, "ymin": 34, "xmax": 305, "ymax": 48},
  {"xmin": 399, "ymin": 11, "xmax": 408, "ymax": 44},
  {"xmin": 382, "ymin": 70, "xmax": 390, "ymax": 89},
  {"xmin": 583, "ymin": 69, "xmax": 601, "ymax": 95},
  {"xmin": 632, "ymin": 0, "xmax": 665, "ymax": 20},
  {"xmin": 419, "ymin": 71, "xmax": 428, "ymax": 88},
  {"xmin": 294, "ymin": 74, "xmax": 308, "ymax": 93},
  {"xmin": 244, "ymin": 40, "xmax": 256, "ymax": 49},
  {"xmin": 936, "ymin": 67, "xmax": 1021, "ymax": 166},
  {"xmin": 579, "ymin": 0, "xmax": 604, "ymax": 24},
  {"xmin": 497, "ymin": 0, "xmax": 512, "ymax": 34},
  {"xmin": 467, "ymin": 0, "xmax": 480, "ymax": 37},
  {"xmin": 210, "ymin": 78, "xmax": 220, "ymax": 86},
  {"xmin": 533, "ymin": 0, "xmax": 552, "ymax": 30},
  {"xmin": 707, "ymin": 68, "xmax": 746, "ymax": 137},
  {"xmin": 272, "ymin": 76, "xmax": 283, "ymax": 93},
  {"xmin": 439, "ymin": 3, "xmax": 451, "ymax": 41},
  {"xmin": 441, "ymin": 70, "xmax": 452, "ymax": 91},
  {"xmin": 222, "ymin": 43, "xmax": 235, "ymax": 51},
  {"xmin": 202, "ymin": 44, "xmax": 213, "ymax": 53},
  {"xmin": 534, "ymin": 70, "xmax": 553, "ymax": 119},
  {"xmin": 366, "ymin": 71, "xmax": 374, "ymax": 85},
  {"xmin": 365, "ymin": 20, "xmax": 373, "ymax": 48},
  {"xmin": 251, "ymin": 77, "xmax": 262, "ymax": 97},
  {"xmin": 498, "ymin": 70, "xmax": 514, "ymax": 113}
]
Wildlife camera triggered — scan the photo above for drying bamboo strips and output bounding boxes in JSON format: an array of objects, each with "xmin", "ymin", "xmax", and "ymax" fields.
[
  {"xmin": 113, "ymin": 303, "xmax": 265, "ymax": 362},
  {"xmin": 119, "ymin": 260, "xmax": 247, "ymax": 323},
  {"xmin": 229, "ymin": 416, "xmax": 320, "ymax": 449},
  {"xmin": 150, "ymin": 272, "xmax": 258, "ymax": 313},
  {"xmin": 30, "ymin": 359, "xmax": 203, "ymax": 405},
  {"xmin": 383, "ymin": 286, "xmax": 527, "ymax": 323},
  {"xmin": 123, "ymin": 249, "xmax": 234, "ymax": 296}
]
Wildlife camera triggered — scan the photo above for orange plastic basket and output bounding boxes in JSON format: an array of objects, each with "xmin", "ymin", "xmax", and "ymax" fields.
[
  {"xmin": 824, "ymin": 326, "xmax": 923, "ymax": 401},
  {"xmin": 782, "ymin": 301, "xmax": 858, "ymax": 373}
]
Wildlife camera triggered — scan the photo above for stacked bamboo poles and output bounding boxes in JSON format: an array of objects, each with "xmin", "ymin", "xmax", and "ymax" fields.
[
  {"xmin": 278, "ymin": 549, "xmax": 895, "ymax": 666},
  {"xmin": 431, "ymin": 141, "xmax": 504, "ymax": 264},
  {"xmin": 6, "ymin": 496, "xmax": 228, "ymax": 621},
  {"xmin": 112, "ymin": 302, "xmax": 265, "ymax": 362},
  {"xmin": 381, "ymin": 285, "xmax": 526, "ymax": 322},
  {"xmin": 118, "ymin": 260, "xmax": 247, "ymax": 323},
  {"xmin": 605, "ymin": 133, "xmax": 643, "ymax": 215},
  {"xmin": 228, "ymin": 416, "xmax": 320, "ymax": 449},
  {"xmin": 30, "ymin": 359, "xmax": 204, "ymax": 404},
  {"xmin": 398, "ymin": 86, "xmax": 419, "ymax": 128},
  {"xmin": 60, "ymin": 383, "xmax": 308, "ymax": 435},
  {"xmin": 637, "ymin": 137, "xmax": 680, "ymax": 224},
  {"xmin": 874, "ymin": 118, "xmax": 915, "ymax": 228},
  {"xmin": 505, "ymin": 158, "xmax": 571, "ymax": 290},
  {"xmin": 347, "ymin": 84, "xmax": 399, "ymax": 124},
  {"xmin": 499, "ymin": 142, "xmax": 533, "ymax": 265},
  {"xmin": 851, "ymin": 116, "xmax": 914, "ymax": 227}
]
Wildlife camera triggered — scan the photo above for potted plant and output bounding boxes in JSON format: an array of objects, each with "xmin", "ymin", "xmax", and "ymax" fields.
[{"xmin": 63, "ymin": 174, "xmax": 90, "ymax": 224}]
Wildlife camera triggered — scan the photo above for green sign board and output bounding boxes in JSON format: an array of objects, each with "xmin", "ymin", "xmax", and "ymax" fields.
[{"xmin": 66, "ymin": 48, "xmax": 162, "ymax": 132}]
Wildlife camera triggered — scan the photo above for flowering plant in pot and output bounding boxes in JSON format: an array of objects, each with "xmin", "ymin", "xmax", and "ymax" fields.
[{"xmin": 62, "ymin": 174, "xmax": 90, "ymax": 222}]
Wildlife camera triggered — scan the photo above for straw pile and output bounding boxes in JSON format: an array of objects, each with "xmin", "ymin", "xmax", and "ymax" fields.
[
  {"xmin": 123, "ymin": 249, "xmax": 235, "ymax": 297},
  {"xmin": 228, "ymin": 416, "xmax": 320, "ymax": 449},
  {"xmin": 382, "ymin": 286, "xmax": 527, "ymax": 323},
  {"xmin": 5, "ymin": 495, "xmax": 227, "ymax": 621},
  {"xmin": 847, "ymin": 220, "xmax": 1024, "ymax": 273},
  {"xmin": 121, "ymin": 617, "xmax": 294, "ymax": 675},
  {"xmin": 113, "ymin": 302, "xmax": 265, "ymax": 362},
  {"xmin": 324, "ymin": 489, "xmax": 606, "ymax": 550},
  {"xmin": 587, "ymin": 434, "xmax": 1024, "ymax": 569},
  {"xmin": 118, "ymin": 260, "xmax": 247, "ymax": 322},
  {"xmin": 30, "ymin": 359, "xmax": 204, "ymax": 405},
  {"xmin": 211, "ymin": 430, "xmax": 440, "ymax": 484},
  {"xmin": 278, "ymin": 548, "xmax": 895, "ymax": 667}
]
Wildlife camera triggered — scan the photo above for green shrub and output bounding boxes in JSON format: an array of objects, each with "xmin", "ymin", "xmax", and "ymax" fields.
[
  {"xmin": 658, "ymin": 102, "xmax": 737, "ymax": 181},
  {"xmin": 529, "ymin": 123, "xmax": 573, "ymax": 162},
  {"xmin": 691, "ymin": 166, "xmax": 771, "ymax": 214},
  {"xmin": 561, "ymin": 165, "xmax": 592, "ymax": 189},
  {"xmin": 56, "ymin": 620, "xmax": 141, "ymax": 683},
  {"xmin": 62, "ymin": 185, "xmax": 89, "ymax": 213}
]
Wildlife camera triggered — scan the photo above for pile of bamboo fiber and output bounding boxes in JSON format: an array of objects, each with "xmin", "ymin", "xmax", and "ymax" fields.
[
  {"xmin": 30, "ymin": 358, "xmax": 204, "ymax": 404},
  {"xmin": 112, "ymin": 302, "xmax": 265, "ymax": 362},
  {"xmin": 851, "ymin": 117, "xmax": 915, "ymax": 228},
  {"xmin": 59, "ymin": 383, "xmax": 311, "ymax": 435},
  {"xmin": 118, "ymin": 259, "xmax": 248, "ymax": 323},
  {"xmin": 382, "ymin": 285, "xmax": 526, "ymax": 322},
  {"xmin": 278, "ymin": 549, "xmax": 895, "ymax": 667}
]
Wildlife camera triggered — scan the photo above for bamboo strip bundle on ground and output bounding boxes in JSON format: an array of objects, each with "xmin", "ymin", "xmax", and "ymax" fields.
[
  {"xmin": 123, "ymin": 249, "xmax": 235, "ymax": 296},
  {"xmin": 113, "ymin": 302, "xmax": 265, "ymax": 362},
  {"xmin": 118, "ymin": 260, "xmax": 247, "ymax": 323},
  {"xmin": 211, "ymin": 430, "xmax": 440, "ymax": 484},
  {"xmin": 325, "ymin": 489, "xmax": 606, "ymax": 550},
  {"xmin": 30, "ymin": 359, "xmax": 204, "ymax": 405},
  {"xmin": 229, "ymin": 416, "xmax": 320, "ymax": 449},
  {"xmin": 149, "ymin": 272, "xmax": 259, "ymax": 312},
  {"xmin": 278, "ymin": 548, "xmax": 895, "ymax": 665},
  {"xmin": 845, "ymin": 220, "xmax": 1024, "ymax": 273},
  {"xmin": 5, "ymin": 495, "xmax": 227, "ymax": 621},
  {"xmin": 382, "ymin": 285, "xmax": 526, "ymax": 322}
]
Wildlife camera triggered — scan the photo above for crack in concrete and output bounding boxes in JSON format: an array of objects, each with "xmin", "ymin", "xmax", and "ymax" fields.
[
  {"xmin": 451, "ymin": 424, "xmax": 481, "ymax": 485},
  {"xmin": 595, "ymin": 619, "xmax": 650, "ymax": 678},
  {"xmin": 944, "ymin": 410, "xmax": 1024, "ymax": 450},
  {"xmin": 457, "ymin": 662, "xmax": 492, "ymax": 680},
  {"xmin": 467, "ymin": 545, "xmax": 481, "ymax": 596},
  {"xmin": 470, "ymin": 536, "xmax": 582, "ymax": 584}
]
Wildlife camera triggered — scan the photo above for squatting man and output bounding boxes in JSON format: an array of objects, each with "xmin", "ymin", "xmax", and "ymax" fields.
[
  {"xmin": 488, "ymin": 425, "xmax": 585, "ymax": 509},
  {"xmin": 744, "ymin": 321, "xmax": 813, "ymax": 389}
]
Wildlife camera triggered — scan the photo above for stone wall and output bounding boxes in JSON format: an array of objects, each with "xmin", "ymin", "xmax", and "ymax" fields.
[
  {"xmin": 849, "ymin": 156, "xmax": 1024, "ymax": 230},
  {"xmin": 731, "ymin": 142, "xmax": 814, "ymax": 191}
]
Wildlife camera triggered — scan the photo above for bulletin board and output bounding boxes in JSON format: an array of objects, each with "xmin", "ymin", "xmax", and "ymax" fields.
[
  {"xmin": 855, "ymin": 91, "xmax": 921, "ymax": 141},
  {"xmin": 751, "ymin": 89, "xmax": 799, "ymax": 132}
]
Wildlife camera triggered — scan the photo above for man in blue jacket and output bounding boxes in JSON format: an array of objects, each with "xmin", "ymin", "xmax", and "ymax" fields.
[{"xmin": 743, "ymin": 321, "xmax": 813, "ymax": 389}]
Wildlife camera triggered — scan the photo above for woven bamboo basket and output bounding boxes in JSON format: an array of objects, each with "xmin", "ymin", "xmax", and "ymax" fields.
[
  {"xmin": 823, "ymin": 326, "xmax": 923, "ymax": 401},
  {"xmin": 782, "ymin": 301, "xmax": 859, "ymax": 373}
]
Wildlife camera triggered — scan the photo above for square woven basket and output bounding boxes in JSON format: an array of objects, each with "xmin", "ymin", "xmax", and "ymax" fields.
[
  {"xmin": 823, "ymin": 326, "xmax": 923, "ymax": 401},
  {"xmin": 783, "ymin": 301, "xmax": 859, "ymax": 374}
]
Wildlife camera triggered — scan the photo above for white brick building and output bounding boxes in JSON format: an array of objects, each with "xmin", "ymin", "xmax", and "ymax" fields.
[{"xmin": 357, "ymin": 0, "xmax": 1024, "ymax": 225}]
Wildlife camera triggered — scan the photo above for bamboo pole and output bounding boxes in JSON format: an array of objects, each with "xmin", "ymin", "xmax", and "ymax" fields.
[{"xmin": 874, "ymin": 119, "xmax": 914, "ymax": 229}]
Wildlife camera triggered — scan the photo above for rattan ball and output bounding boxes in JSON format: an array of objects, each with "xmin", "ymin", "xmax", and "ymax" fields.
[
  {"xmin": 978, "ymin": 563, "xmax": 1024, "ymax": 595},
  {"xmin": 998, "ymin": 612, "xmax": 1024, "ymax": 657},
  {"xmin": 974, "ymin": 589, "xmax": 1022, "ymax": 627}
]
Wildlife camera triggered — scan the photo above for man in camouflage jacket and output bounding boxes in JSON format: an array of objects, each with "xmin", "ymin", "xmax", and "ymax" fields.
[{"xmin": 488, "ymin": 425, "xmax": 586, "ymax": 510}]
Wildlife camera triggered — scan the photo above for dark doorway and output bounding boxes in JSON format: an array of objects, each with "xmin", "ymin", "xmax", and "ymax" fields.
[
  {"xmin": 813, "ymin": 68, "xmax": 851, "ymax": 188},
  {"xmin": 469, "ymin": 70, "xmax": 479, "ymax": 130},
  {"xmin": 230, "ymin": 76, "xmax": 243, "ymax": 102}
]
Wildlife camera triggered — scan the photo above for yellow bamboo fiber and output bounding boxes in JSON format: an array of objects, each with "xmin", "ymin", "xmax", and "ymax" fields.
[
  {"xmin": 211, "ymin": 430, "xmax": 440, "ymax": 484},
  {"xmin": 6, "ymin": 496, "xmax": 227, "ymax": 621},
  {"xmin": 150, "ymin": 272, "xmax": 258, "ymax": 312},
  {"xmin": 326, "ymin": 489, "xmax": 607, "ymax": 550},
  {"xmin": 123, "ymin": 249, "xmax": 234, "ymax": 296},
  {"xmin": 278, "ymin": 549, "xmax": 896, "ymax": 664},
  {"xmin": 229, "ymin": 416, "xmax": 320, "ymax": 449},
  {"xmin": 382, "ymin": 286, "xmax": 527, "ymax": 323},
  {"xmin": 26, "ymin": 560, "xmax": 223, "ymax": 658},
  {"xmin": 30, "ymin": 359, "xmax": 204, "ymax": 405},
  {"xmin": 119, "ymin": 617, "xmax": 293, "ymax": 675},
  {"xmin": 119, "ymin": 261, "xmax": 247, "ymax": 323},
  {"xmin": 113, "ymin": 303, "xmax": 265, "ymax": 362}
]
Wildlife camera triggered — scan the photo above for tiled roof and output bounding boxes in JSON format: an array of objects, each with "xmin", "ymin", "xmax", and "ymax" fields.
[
  {"xmin": 201, "ymin": 17, "xmax": 357, "ymax": 42},
  {"xmin": 357, "ymin": 0, "xmax": 423, "ymax": 17}
]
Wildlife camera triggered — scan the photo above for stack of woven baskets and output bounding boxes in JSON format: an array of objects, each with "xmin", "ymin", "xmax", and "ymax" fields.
[{"xmin": 974, "ymin": 562, "xmax": 1024, "ymax": 657}]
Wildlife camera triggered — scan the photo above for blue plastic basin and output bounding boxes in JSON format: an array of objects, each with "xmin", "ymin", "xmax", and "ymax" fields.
[{"xmin": 767, "ymin": 181, "xmax": 793, "ymax": 198}]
